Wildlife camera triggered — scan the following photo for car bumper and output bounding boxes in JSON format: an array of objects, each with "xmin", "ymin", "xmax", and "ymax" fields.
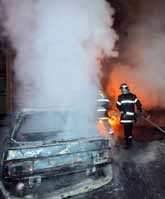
[{"xmin": 0, "ymin": 164, "xmax": 112, "ymax": 199}]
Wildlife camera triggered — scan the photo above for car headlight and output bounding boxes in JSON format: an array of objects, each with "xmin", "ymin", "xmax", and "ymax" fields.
[{"xmin": 6, "ymin": 161, "xmax": 33, "ymax": 177}]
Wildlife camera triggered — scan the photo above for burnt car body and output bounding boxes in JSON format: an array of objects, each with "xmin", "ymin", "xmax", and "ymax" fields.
[{"xmin": 0, "ymin": 109, "xmax": 113, "ymax": 198}]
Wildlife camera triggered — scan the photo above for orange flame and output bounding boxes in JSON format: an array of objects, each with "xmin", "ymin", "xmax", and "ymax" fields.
[
  {"xmin": 97, "ymin": 110, "xmax": 124, "ymax": 140},
  {"xmin": 108, "ymin": 115, "xmax": 119, "ymax": 126},
  {"xmin": 108, "ymin": 110, "xmax": 124, "ymax": 139}
]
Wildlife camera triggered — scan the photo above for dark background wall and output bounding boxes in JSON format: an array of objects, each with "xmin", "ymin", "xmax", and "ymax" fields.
[{"xmin": 0, "ymin": 34, "xmax": 13, "ymax": 117}]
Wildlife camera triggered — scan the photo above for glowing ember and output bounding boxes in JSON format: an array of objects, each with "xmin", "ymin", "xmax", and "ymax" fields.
[
  {"xmin": 108, "ymin": 115, "xmax": 119, "ymax": 126},
  {"xmin": 108, "ymin": 110, "xmax": 120, "ymax": 126}
]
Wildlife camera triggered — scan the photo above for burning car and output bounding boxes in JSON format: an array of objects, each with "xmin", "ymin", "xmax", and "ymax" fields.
[{"xmin": 0, "ymin": 109, "xmax": 113, "ymax": 198}]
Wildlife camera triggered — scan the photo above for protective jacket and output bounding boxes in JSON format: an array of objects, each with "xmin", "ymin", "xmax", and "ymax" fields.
[
  {"xmin": 116, "ymin": 92, "xmax": 142, "ymax": 123},
  {"xmin": 97, "ymin": 92, "xmax": 110, "ymax": 121}
]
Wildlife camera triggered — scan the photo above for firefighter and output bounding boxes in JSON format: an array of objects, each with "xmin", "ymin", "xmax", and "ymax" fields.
[
  {"xmin": 97, "ymin": 90, "xmax": 113, "ymax": 135},
  {"xmin": 116, "ymin": 83, "xmax": 142, "ymax": 149}
]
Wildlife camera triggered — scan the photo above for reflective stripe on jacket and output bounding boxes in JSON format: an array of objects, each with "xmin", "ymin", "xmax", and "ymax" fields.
[{"xmin": 97, "ymin": 94, "xmax": 110, "ymax": 120}]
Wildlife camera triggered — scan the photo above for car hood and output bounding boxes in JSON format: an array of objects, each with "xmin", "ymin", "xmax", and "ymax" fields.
[{"xmin": 6, "ymin": 136, "xmax": 110, "ymax": 161}]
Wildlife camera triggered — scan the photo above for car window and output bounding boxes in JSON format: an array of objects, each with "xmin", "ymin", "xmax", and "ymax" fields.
[{"xmin": 14, "ymin": 112, "xmax": 66, "ymax": 142}]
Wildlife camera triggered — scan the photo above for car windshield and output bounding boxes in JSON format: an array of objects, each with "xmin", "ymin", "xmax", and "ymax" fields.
[{"xmin": 14, "ymin": 112, "xmax": 66, "ymax": 142}]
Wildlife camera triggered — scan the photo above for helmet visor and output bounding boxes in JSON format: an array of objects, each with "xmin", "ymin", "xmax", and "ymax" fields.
[{"xmin": 121, "ymin": 87, "xmax": 129, "ymax": 94}]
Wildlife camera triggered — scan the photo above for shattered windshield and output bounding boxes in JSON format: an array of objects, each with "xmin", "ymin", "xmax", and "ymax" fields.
[{"xmin": 14, "ymin": 112, "xmax": 66, "ymax": 142}]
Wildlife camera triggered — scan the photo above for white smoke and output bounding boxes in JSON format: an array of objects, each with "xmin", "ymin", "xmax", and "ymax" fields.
[
  {"xmin": 2, "ymin": 0, "xmax": 118, "ymax": 138},
  {"xmin": 133, "ymin": 146, "xmax": 156, "ymax": 165}
]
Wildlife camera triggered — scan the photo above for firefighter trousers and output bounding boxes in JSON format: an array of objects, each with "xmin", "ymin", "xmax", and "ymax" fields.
[{"xmin": 123, "ymin": 123, "xmax": 133, "ymax": 146}]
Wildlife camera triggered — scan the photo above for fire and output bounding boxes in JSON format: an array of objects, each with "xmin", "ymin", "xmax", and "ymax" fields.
[
  {"xmin": 97, "ymin": 110, "xmax": 124, "ymax": 139},
  {"xmin": 108, "ymin": 110, "xmax": 124, "ymax": 139},
  {"xmin": 100, "ymin": 61, "xmax": 154, "ymax": 139},
  {"xmin": 108, "ymin": 110, "xmax": 120, "ymax": 126},
  {"xmin": 105, "ymin": 62, "xmax": 150, "ymax": 110},
  {"xmin": 108, "ymin": 115, "xmax": 119, "ymax": 126}
]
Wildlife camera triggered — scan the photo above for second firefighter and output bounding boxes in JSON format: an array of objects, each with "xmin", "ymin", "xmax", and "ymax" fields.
[{"xmin": 97, "ymin": 90, "xmax": 113, "ymax": 135}]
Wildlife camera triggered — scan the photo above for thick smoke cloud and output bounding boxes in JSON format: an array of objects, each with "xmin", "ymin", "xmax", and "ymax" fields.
[
  {"xmin": 108, "ymin": 0, "xmax": 165, "ymax": 110},
  {"xmin": 2, "ymin": 0, "xmax": 118, "ymax": 138}
]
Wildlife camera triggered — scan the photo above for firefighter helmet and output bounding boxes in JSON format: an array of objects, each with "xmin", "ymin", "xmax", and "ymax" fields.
[
  {"xmin": 120, "ymin": 83, "xmax": 129, "ymax": 94},
  {"xmin": 120, "ymin": 83, "xmax": 129, "ymax": 90},
  {"xmin": 98, "ymin": 90, "xmax": 105, "ymax": 98}
]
